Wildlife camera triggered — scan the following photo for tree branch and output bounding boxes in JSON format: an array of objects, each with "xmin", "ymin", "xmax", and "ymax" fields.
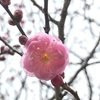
[
  {"xmin": 0, "ymin": 37, "xmax": 22, "ymax": 56},
  {"xmin": 30, "ymin": 0, "xmax": 59, "ymax": 25},
  {"xmin": 58, "ymin": 0, "xmax": 71, "ymax": 43},
  {"xmin": 68, "ymin": 36, "xmax": 100, "ymax": 85},
  {"xmin": 1, "ymin": 5, "xmax": 26, "ymax": 36},
  {"xmin": 44, "ymin": 0, "xmax": 50, "ymax": 33},
  {"xmin": 61, "ymin": 83, "xmax": 80, "ymax": 100},
  {"xmin": 84, "ymin": 69, "xmax": 92, "ymax": 100}
]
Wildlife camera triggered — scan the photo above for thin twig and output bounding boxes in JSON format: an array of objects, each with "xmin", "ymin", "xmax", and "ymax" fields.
[
  {"xmin": 30, "ymin": 0, "xmax": 58, "ymax": 25},
  {"xmin": 0, "ymin": 37, "xmax": 22, "ymax": 56},
  {"xmin": 15, "ymin": 76, "xmax": 27, "ymax": 100},
  {"xmin": 84, "ymin": 69, "xmax": 92, "ymax": 100},
  {"xmin": 68, "ymin": 36, "xmax": 100, "ymax": 85}
]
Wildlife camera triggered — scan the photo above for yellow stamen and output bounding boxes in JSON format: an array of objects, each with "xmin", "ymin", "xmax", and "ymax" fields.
[{"xmin": 41, "ymin": 52, "xmax": 50, "ymax": 62}]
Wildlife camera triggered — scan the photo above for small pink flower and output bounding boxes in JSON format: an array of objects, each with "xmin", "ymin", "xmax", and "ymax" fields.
[
  {"xmin": 21, "ymin": 32, "xmax": 69, "ymax": 80},
  {"xmin": 0, "ymin": 0, "xmax": 11, "ymax": 5}
]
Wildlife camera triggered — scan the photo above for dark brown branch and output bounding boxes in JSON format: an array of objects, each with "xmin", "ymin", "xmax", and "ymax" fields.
[
  {"xmin": 1, "ymin": 5, "xmax": 27, "ymax": 37},
  {"xmin": 68, "ymin": 36, "xmax": 100, "ymax": 85},
  {"xmin": 49, "ymin": 15, "xmax": 59, "ymax": 25},
  {"xmin": 30, "ymin": 0, "xmax": 44, "ymax": 12},
  {"xmin": 58, "ymin": 0, "xmax": 71, "ymax": 43},
  {"xmin": 43, "ymin": 0, "xmax": 50, "ymax": 34},
  {"xmin": 61, "ymin": 83, "xmax": 80, "ymax": 100},
  {"xmin": 0, "ymin": 37, "xmax": 22, "ymax": 56}
]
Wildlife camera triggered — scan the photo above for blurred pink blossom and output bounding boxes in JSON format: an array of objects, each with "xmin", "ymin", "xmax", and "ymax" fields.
[
  {"xmin": 21, "ymin": 32, "xmax": 69, "ymax": 80},
  {"xmin": 0, "ymin": 0, "xmax": 11, "ymax": 5}
]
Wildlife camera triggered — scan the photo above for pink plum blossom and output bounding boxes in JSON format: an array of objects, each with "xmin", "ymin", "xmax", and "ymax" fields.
[{"xmin": 21, "ymin": 32, "xmax": 69, "ymax": 81}]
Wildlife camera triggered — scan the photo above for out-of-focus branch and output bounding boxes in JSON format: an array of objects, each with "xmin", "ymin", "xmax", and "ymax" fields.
[
  {"xmin": 44, "ymin": 0, "xmax": 50, "ymax": 33},
  {"xmin": 15, "ymin": 76, "xmax": 27, "ymax": 100},
  {"xmin": 58, "ymin": 0, "xmax": 71, "ymax": 43},
  {"xmin": 61, "ymin": 83, "xmax": 80, "ymax": 100},
  {"xmin": 84, "ymin": 69, "xmax": 92, "ymax": 100},
  {"xmin": 1, "ymin": 5, "xmax": 26, "ymax": 36},
  {"xmin": 68, "ymin": 36, "xmax": 100, "ymax": 85},
  {"xmin": 0, "ymin": 37, "xmax": 22, "ymax": 56},
  {"xmin": 69, "ymin": 61, "xmax": 100, "ymax": 66},
  {"xmin": 39, "ymin": 80, "xmax": 54, "ymax": 90}
]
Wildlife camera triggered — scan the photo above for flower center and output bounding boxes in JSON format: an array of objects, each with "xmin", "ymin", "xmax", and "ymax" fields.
[{"xmin": 41, "ymin": 52, "xmax": 50, "ymax": 62}]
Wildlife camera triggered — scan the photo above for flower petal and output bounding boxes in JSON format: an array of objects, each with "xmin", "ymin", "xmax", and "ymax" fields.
[
  {"xmin": 23, "ymin": 68, "xmax": 35, "ymax": 77},
  {"xmin": 50, "ymin": 43, "xmax": 69, "ymax": 74},
  {"xmin": 21, "ymin": 53, "xmax": 34, "ymax": 72},
  {"xmin": 34, "ymin": 64, "xmax": 56, "ymax": 80}
]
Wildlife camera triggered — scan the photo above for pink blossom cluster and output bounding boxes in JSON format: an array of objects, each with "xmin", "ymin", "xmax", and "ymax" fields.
[
  {"xmin": 19, "ymin": 32, "xmax": 69, "ymax": 86},
  {"xmin": 0, "ymin": 0, "xmax": 11, "ymax": 5}
]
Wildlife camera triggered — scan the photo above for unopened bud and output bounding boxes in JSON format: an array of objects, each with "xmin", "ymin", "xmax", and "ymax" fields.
[
  {"xmin": 14, "ymin": 9, "xmax": 23, "ymax": 22},
  {"xmin": 8, "ymin": 50, "xmax": 14, "ymax": 55},
  {"xmin": 0, "ymin": 46, "xmax": 4, "ymax": 53},
  {"xmin": 0, "ymin": 56, "xmax": 5, "ymax": 61},
  {"xmin": 0, "ymin": 0, "xmax": 11, "ymax": 5},
  {"xmin": 13, "ymin": 45, "xmax": 20, "ymax": 48},
  {"xmin": 51, "ymin": 75, "xmax": 63, "ymax": 87},
  {"xmin": 19, "ymin": 35, "xmax": 28, "ymax": 45},
  {"xmin": 8, "ymin": 18, "xmax": 15, "ymax": 26},
  {"xmin": 2, "ymin": 47, "xmax": 9, "ymax": 54}
]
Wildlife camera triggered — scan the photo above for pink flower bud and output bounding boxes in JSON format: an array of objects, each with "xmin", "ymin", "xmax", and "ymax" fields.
[
  {"xmin": 51, "ymin": 75, "xmax": 63, "ymax": 87},
  {"xmin": 0, "ymin": 46, "xmax": 4, "ymax": 53},
  {"xmin": 13, "ymin": 45, "xmax": 20, "ymax": 48},
  {"xmin": 0, "ymin": 0, "xmax": 11, "ymax": 5},
  {"xmin": 20, "ymin": 20, "xmax": 25, "ymax": 24},
  {"xmin": 14, "ymin": 9, "xmax": 23, "ymax": 22},
  {"xmin": 8, "ymin": 18, "xmax": 15, "ymax": 26},
  {"xmin": 1, "ymin": 36, "xmax": 6, "ymax": 40},
  {"xmin": 8, "ymin": 50, "xmax": 14, "ymax": 55},
  {"xmin": 0, "ymin": 56, "xmax": 5, "ymax": 61},
  {"xmin": 19, "ymin": 35, "xmax": 28, "ymax": 45},
  {"xmin": 2, "ymin": 47, "xmax": 9, "ymax": 54}
]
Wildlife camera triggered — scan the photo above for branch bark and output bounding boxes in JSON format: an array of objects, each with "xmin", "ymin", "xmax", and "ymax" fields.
[{"xmin": 44, "ymin": 0, "xmax": 50, "ymax": 33}]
